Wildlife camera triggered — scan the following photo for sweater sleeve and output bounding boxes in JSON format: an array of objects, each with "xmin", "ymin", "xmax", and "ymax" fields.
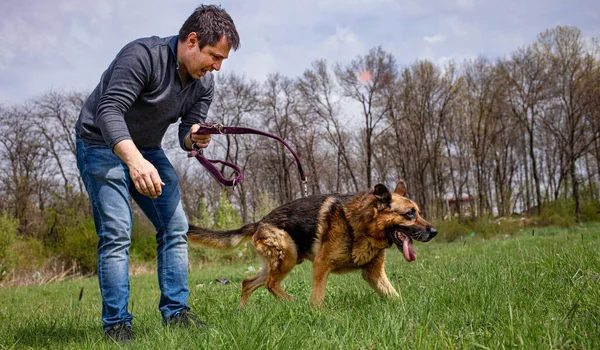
[
  {"xmin": 178, "ymin": 73, "xmax": 214, "ymax": 150},
  {"xmin": 95, "ymin": 42, "xmax": 152, "ymax": 150}
]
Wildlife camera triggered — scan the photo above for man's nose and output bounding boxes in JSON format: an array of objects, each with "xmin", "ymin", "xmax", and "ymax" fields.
[{"xmin": 212, "ymin": 62, "xmax": 221, "ymax": 71}]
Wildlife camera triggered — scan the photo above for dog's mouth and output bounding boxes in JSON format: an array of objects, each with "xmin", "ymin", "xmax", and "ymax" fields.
[{"xmin": 390, "ymin": 231, "xmax": 416, "ymax": 262}]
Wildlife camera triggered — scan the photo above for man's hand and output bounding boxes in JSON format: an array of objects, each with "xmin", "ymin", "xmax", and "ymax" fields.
[
  {"xmin": 113, "ymin": 139, "xmax": 165, "ymax": 198},
  {"xmin": 187, "ymin": 124, "xmax": 212, "ymax": 149}
]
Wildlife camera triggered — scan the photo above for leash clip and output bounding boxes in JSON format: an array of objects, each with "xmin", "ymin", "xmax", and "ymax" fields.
[
  {"xmin": 205, "ymin": 122, "xmax": 224, "ymax": 134},
  {"xmin": 302, "ymin": 177, "xmax": 308, "ymax": 198}
]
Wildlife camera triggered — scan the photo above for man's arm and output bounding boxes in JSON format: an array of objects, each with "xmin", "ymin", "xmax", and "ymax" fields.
[
  {"xmin": 113, "ymin": 140, "xmax": 165, "ymax": 199},
  {"xmin": 95, "ymin": 41, "xmax": 166, "ymax": 198},
  {"xmin": 179, "ymin": 75, "xmax": 214, "ymax": 150},
  {"xmin": 96, "ymin": 41, "xmax": 153, "ymax": 151}
]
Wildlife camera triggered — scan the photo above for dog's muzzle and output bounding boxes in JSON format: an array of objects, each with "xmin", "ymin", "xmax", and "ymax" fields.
[{"xmin": 388, "ymin": 226, "xmax": 437, "ymax": 262}]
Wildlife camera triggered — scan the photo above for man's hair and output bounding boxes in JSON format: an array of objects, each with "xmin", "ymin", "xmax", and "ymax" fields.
[{"xmin": 179, "ymin": 4, "xmax": 240, "ymax": 51}]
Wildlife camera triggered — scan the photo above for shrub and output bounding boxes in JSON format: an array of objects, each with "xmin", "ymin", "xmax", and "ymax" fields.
[
  {"xmin": 0, "ymin": 212, "xmax": 19, "ymax": 280},
  {"xmin": 536, "ymin": 199, "xmax": 576, "ymax": 227},
  {"xmin": 188, "ymin": 190, "xmax": 256, "ymax": 264},
  {"xmin": 434, "ymin": 216, "xmax": 521, "ymax": 242},
  {"xmin": 253, "ymin": 191, "xmax": 277, "ymax": 221},
  {"xmin": 580, "ymin": 198, "xmax": 600, "ymax": 222},
  {"xmin": 190, "ymin": 197, "xmax": 213, "ymax": 228},
  {"xmin": 470, "ymin": 217, "xmax": 520, "ymax": 238},
  {"xmin": 58, "ymin": 217, "xmax": 97, "ymax": 274},
  {"xmin": 11, "ymin": 236, "xmax": 47, "ymax": 272},
  {"xmin": 214, "ymin": 190, "xmax": 242, "ymax": 230},
  {"xmin": 432, "ymin": 219, "xmax": 470, "ymax": 242}
]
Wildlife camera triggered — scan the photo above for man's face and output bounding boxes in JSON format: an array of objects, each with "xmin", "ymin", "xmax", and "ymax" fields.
[{"xmin": 179, "ymin": 33, "xmax": 230, "ymax": 80}]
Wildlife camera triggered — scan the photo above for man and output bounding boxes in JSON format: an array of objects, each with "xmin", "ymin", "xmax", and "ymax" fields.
[{"xmin": 75, "ymin": 5, "xmax": 239, "ymax": 342}]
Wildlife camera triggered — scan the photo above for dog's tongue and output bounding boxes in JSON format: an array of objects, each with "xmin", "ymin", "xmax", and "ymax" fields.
[{"xmin": 399, "ymin": 233, "xmax": 416, "ymax": 262}]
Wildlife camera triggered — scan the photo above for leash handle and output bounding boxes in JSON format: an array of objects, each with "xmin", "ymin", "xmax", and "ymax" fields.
[
  {"xmin": 188, "ymin": 122, "xmax": 308, "ymax": 196},
  {"xmin": 187, "ymin": 149, "xmax": 243, "ymax": 187},
  {"xmin": 196, "ymin": 123, "xmax": 307, "ymax": 182}
]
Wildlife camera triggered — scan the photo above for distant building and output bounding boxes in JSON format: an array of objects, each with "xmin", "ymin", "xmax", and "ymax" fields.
[{"xmin": 445, "ymin": 195, "xmax": 476, "ymax": 218}]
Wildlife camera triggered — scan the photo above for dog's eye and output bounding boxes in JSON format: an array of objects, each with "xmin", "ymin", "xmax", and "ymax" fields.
[{"xmin": 404, "ymin": 209, "xmax": 416, "ymax": 219}]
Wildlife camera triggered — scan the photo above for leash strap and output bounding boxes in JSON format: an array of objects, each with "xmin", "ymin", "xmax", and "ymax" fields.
[{"xmin": 187, "ymin": 123, "xmax": 308, "ymax": 196}]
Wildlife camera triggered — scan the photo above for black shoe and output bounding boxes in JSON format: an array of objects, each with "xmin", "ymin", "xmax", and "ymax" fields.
[
  {"xmin": 105, "ymin": 322, "xmax": 133, "ymax": 343},
  {"xmin": 165, "ymin": 309, "xmax": 207, "ymax": 328}
]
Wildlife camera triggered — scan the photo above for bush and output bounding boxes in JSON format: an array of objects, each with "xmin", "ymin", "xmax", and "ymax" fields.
[
  {"xmin": 253, "ymin": 191, "xmax": 277, "ymax": 221},
  {"xmin": 190, "ymin": 197, "xmax": 213, "ymax": 228},
  {"xmin": 40, "ymin": 209, "xmax": 97, "ymax": 274},
  {"xmin": 580, "ymin": 198, "xmax": 600, "ymax": 222},
  {"xmin": 0, "ymin": 212, "xmax": 19, "ymax": 280},
  {"xmin": 536, "ymin": 199, "xmax": 576, "ymax": 227},
  {"xmin": 188, "ymin": 190, "xmax": 256, "ymax": 264},
  {"xmin": 470, "ymin": 217, "xmax": 520, "ymax": 238},
  {"xmin": 432, "ymin": 219, "xmax": 470, "ymax": 242},
  {"xmin": 214, "ymin": 190, "xmax": 242, "ymax": 230},
  {"xmin": 433, "ymin": 216, "xmax": 521, "ymax": 242},
  {"xmin": 11, "ymin": 236, "xmax": 47, "ymax": 272},
  {"xmin": 58, "ymin": 217, "xmax": 97, "ymax": 274}
]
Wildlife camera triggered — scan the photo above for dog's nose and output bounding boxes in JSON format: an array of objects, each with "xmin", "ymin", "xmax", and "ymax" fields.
[{"xmin": 428, "ymin": 227, "xmax": 437, "ymax": 237}]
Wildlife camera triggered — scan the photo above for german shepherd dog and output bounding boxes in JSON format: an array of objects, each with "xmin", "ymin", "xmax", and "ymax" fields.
[{"xmin": 188, "ymin": 180, "xmax": 437, "ymax": 308}]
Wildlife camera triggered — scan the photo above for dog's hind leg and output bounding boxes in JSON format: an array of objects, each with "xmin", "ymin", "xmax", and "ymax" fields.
[
  {"xmin": 361, "ymin": 251, "xmax": 399, "ymax": 298},
  {"xmin": 240, "ymin": 267, "xmax": 268, "ymax": 308},
  {"xmin": 255, "ymin": 226, "xmax": 298, "ymax": 302},
  {"xmin": 265, "ymin": 244, "xmax": 297, "ymax": 302},
  {"xmin": 242, "ymin": 224, "xmax": 298, "ymax": 306}
]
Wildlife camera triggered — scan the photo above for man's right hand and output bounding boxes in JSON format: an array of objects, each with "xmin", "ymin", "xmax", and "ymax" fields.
[{"xmin": 113, "ymin": 139, "xmax": 165, "ymax": 198}]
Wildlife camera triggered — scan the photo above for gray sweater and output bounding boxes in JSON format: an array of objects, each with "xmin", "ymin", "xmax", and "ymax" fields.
[{"xmin": 75, "ymin": 35, "xmax": 213, "ymax": 150}]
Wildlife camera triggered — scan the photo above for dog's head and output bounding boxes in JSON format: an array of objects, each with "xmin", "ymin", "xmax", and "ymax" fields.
[{"xmin": 372, "ymin": 180, "xmax": 437, "ymax": 262}]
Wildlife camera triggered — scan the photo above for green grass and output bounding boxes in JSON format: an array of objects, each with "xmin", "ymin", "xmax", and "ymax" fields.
[{"xmin": 1, "ymin": 223, "xmax": 599, "ymax": 349}]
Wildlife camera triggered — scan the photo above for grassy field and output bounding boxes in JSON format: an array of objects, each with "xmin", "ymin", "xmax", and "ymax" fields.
[{"xmin": 1, "ymin": 223, "xmax": 599, "ymax": 349}]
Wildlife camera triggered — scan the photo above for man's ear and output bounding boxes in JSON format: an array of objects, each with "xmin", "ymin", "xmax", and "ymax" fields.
[
  {"xmin": 186, "ymin": 32, "xmax": 198, "ymax": 48},
  {"xmin": 394, "ymin": 180, "xmax": 407, "ymax": 197},
  {"xmin": 374, "ymin": 184, "xmax": 391, "ymax": 205}
]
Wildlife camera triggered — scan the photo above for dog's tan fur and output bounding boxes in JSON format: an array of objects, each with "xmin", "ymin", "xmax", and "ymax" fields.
[{"xmin": 188, "ymin": 180, "xmax": 437, "ymax": 308}]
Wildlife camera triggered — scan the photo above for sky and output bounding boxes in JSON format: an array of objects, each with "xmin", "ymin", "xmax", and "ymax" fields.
[{"xmin": 0, "ymin": 0, "xmax": 598, "ymax": 105}]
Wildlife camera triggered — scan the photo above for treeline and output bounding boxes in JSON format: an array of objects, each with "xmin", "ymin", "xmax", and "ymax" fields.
[
  {"xmin": 1, "ymin": 25, "xmax": 599, "ymax": 279},
  {"xmin": 179, "ymin": 25, "xmax": 600, "ymax": 223}
]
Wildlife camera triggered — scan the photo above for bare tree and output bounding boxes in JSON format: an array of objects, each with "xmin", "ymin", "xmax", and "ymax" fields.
[
  {"xmin": 34, "ymin": 90, "xmax": 87, "ymax": 202},
  {"xmin": 335, "ymin": 46, "xmax": 397, "ymax": 188},
  {"xmin": 259, "ymin": 73, "xmax": 302, "ymax": 203},
  {"xmin": 386, "ymin": 60, "xmax": 458, "ymax": 217},
  {"xmin": 536, "ymin": 26, "xmax": 600, "ymax": 218},
  {"xmin": 297, "ymin": 59, "xmax": 358, "ymax": 192},
  {"xmin": 0, "ymin": 104, "xmax": 56, "ymax": 235},
  {"xmin": 460, "ymin": 57, "xmax": 505, "ymax": 217},
  {"xmin": 499, "ymin": 46, "xmax": 550, "ymax": 214}
]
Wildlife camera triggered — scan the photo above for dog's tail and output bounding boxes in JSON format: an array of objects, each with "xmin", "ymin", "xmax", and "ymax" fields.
[{"xmin": 187, "ymin": 223, "xmax": 257, "ymax": 249}]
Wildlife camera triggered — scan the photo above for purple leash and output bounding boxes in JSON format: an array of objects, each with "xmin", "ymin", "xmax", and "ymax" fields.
[{"xmin": 187, "ymin": 122, "xmax": 309, "ymax": 197}]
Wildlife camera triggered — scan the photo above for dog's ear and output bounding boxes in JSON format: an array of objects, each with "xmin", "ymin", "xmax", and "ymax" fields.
[
  {"xmin": 374, "ymin": 184, "xmax": 391, "ymax": 205},
  {"xmin": 394, "ymin": 180, "xmax": 407, "ymax": 197}
]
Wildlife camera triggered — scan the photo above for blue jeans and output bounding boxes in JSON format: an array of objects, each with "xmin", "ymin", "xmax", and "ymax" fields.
[{"xmin": 76, "ymin": 136, "xmax": 190, "ymax": 330}]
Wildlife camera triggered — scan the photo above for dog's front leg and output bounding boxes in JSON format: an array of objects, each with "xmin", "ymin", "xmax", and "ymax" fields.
[
  {"xmin": 361, "ymin": 251, "xmax": 399, "ymax": 299},
  {"xmin": 310, "ymin": 257, "xmax": 331, "ymax": 308}
]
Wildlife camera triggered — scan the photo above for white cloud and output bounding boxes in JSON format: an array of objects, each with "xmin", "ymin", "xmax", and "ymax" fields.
[
  {"xmin": 0, "ymin": 0, "xmax": 597, "ymax": 104},
  {"xmin": 424, "ymin": 35, "xmax": 446, "ymax": 44},
  {"xmin": 317, "ymin": 26, "xmax": 366, "ymax": 64},
  {"xmin": 227, "ymin": 51, "xmax": 277, "ymax": 83},
  {"xmin": 445, "ymin": 16, "xmax": 470, "ymax": 36}
]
